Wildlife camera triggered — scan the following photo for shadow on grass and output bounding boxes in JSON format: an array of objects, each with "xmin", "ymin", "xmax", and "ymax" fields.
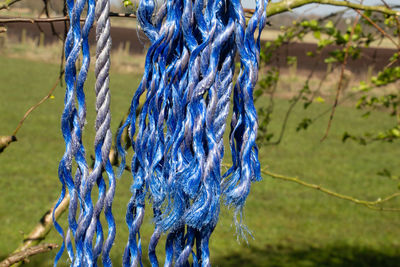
[
  {"xmin": 0, "ymin": 251, "xmax": 151, "ymax": 267},
  {"xmin": 213, "ymin": 244, "xmax": 400, "ymax": 267},
  {"xmin": 2, "ymin": 244, "xmax": 399, "ymax": 266}
]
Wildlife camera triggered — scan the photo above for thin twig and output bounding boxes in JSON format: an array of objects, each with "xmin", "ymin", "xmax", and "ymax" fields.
[
  {"xmin": 0, "ymin": 13, "xmax": 138, "ymax": 24},
  {"xmin": 309, "ymin": 64, "xmax": 334, "ymax": 101},
  {"xmin": 4, "ymin": 193, "xmax": 70, "ymax": 267},
  {"xmin": 0, "ymin": 244, "xmax": 58, "ymax": 267},
  {"xmin": 12, "ymin": 73, "xmax": 63, "ymax": 137},
  {"xmin": 267, "ymin": 48, "xmax": 325, "ymax": 146},
  {"xmin": 0, "ymin": 1, "xmax": 398, "ymax": 24},
  {"xmin": 380, "ymin": 0, "xmax": 400, "ymax": 46},
  {"xmin": 0, "ymin": 0, "xmax": 21, "ymax": 10},
  {"xmin": 321, "ymin": 15, "xmax": 360, "ymax": 141},
  {"xmin": 0, "ymin": 16, "xmax": 71, "ymax": 23},
  {"xmin": 221, "ymin": 163, "xmax": 400, "ymax": 211},
  {"xmin": 312, "ymin": 89, "xmax": 364, "ymax": 122},
  {"xmin": 58, "ymin": 0, "xmax": 67, "ymax": 87},
  {"xmin": 109, "ymin": 12, "xmax": 137, "ymax": 18},
  {"xmin": 40, "ymin": 0, "xmax": 63, "ymax": 41},
  {"xmin": 261, "ymin": 167, "xmax": 400, "ymax": 211},
  {"xmin": 266, "ymin": 0, "xmax": 399, "ymax": 17},
  {"xmin": 354, "ymin": 9, "xmax": 400, "ymax": 51}
]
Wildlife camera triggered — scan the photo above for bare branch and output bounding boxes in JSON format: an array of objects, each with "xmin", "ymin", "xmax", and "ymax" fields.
[
  {"xmin": 261, "ymin": 167, "xmax": 400, "ymax": 211},
  {"xmin": 0, "ymin": 0, "xmax": 22, "ymax": 10},
  {"xmin": 12, "ymin": 73, "xmax": 63, "ymax": 137},
  {"xmin": 0, "ymin": 13, "xmax": 137, "ymax": 24},
  {"xmin": 355, "ymin": 8, "xmax": 400, "ymax": 50},
  {"xmin": 0, "ymin": 16, "xmax": 70, "ymax": 24},
  {"xmin": 4, "ymin": 194, "xmax": 70, "ymax": 267},
  {"xmin": 109, "ymin": 12, "xmax": 137, "ymax": 18},
  {"xmin": 321, "ymin": 15, "xmax": 361, "ymax": 141},
  {"xmin": 266, "ymin": 0, "xmax": 399, "ymax": 17},
  {"xmin": 0, "ymin": 244, "xmax": 58, "ymax": 267},
  {"xmin": 0, "ymin": 1, "xmax": 398, "ymax": 24},
  {"xmin": 267, "ymin": 46, "xmax": 326, "ymax": 146},
  {"xmin": 222, "ymin": 164, "xmax": 400, "ymax": 211},
  {"xmin": 0, "ymin": 135, "xmax": 17, "ymax": 153}
]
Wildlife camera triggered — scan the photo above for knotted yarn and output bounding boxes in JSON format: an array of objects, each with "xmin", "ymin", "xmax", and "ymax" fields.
[
  {"xmin": 54, "ymin": 0, "xmax": 115, "ymax": 266},
  {"xmin": 116, "ymin": 0, "xmax": 269, "ymax": 266}
]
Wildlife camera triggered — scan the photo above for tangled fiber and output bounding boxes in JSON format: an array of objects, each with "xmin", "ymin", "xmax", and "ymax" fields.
[
  {"xmin": 117, "ymin": 0, "xmax": 268, "ymax": 265},
  {"xmin": 55, "ymin": 0, "xmax": 268, "ymax": 265}
]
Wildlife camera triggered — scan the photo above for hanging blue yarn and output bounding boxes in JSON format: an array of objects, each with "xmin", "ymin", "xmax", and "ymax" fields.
[
  {"xmin": 117, "ymin": 0, "xmax": 269, "ymax": 265},
  {"xmin": 54, "ymin": 0, "xmax": 115, "ymax": 266},
  {"xmin": 53, "ymin": 0, "xmax": 88, "ymax": 263},
  {"xmin": 223, "ymin": 0, "xmax": 266, "ymax": 234},
  {"xmin": 55, "ymin": 0, "xmax": 267, "ymax": 265}
]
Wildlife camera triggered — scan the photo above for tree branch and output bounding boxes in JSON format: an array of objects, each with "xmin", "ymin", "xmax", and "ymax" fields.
[
  {"xmin": 109, "ymin": 12, "xmax": 137, "ymax": 18},
  {"xmin": 0, "ymin": 13, "xmax": 136, "ymax": 24},
  {"xmin": 12, "ymin": 73, "xmax": 62, "ymax": 137},
  {"xmin": 0, "ymin": 16, "xmax": 71, "ymax": 23},
  {"xmin": 261, "ymin": 167, "xmax": 400, "ymax": 211},
  {"xmin": 355, "ymin": 8, "xmax": 400, "ymax": 50},
  {"xmin": 0, "ymin": 0, "xmax": 22, "ymax": 10},
  {"xmin": 3, "ymin": 193, "xmax": 70, "ymax": 267},
  {"xmin": 0, "ymin": 1, "xmax": 398, "ymax": 24},
  {"xmin": 0, "ymin": 135, "xmax": 16, "ymax": 153},
  {"xmin": 0, "ymin": 74, "xmax": 62, "ymax": 155},
  {"xmin": 12, "ymin": 71, "xmax": 64, "ymax": 136},
  {"xmin": 0, "ymin": 244, "xmax": 58, "ymax": 267},
  {"xmin": 222, "ymin": 164, "xmax": 400, "ymax": 211},
  {"xmin": 321, "ymin": 14, "xmax": 360, "ymax": 141},
  {"xmin": 266, "ymin": 0, "xmax": 400, "ymax": 17}
]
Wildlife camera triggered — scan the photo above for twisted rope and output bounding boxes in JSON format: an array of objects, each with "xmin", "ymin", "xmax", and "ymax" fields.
[
  {"xmin": 80, "ymin": 0, "xmax": 115, "ymax": 265},
  {"xmin": 54, "ymin": 0, "xmax": 87, "ymax": 264},
  {"xmin": 223, "ymin": 0, "xmax": 268, "ymax": 235},
  {"xmin": 117, "ymin": 0, "xmax": 269, "ymax": 265},
  {"xmin": 54, "ymin": 0, "xmax": 268, "ymax": 264},
  {"xmin": 55, "ymin": 0, "xmax": 115, "ymax": 266},
  {"xmin": 68, "ymin": 0, "xmax": 94, "ymax": 264}
]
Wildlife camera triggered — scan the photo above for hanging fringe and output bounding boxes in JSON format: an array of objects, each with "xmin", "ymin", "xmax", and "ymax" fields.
[
  {"xmin": 54, "ymin": 0, "xmax": 115, "ymax": 265},
  {"xmin": 53, "ymin": 0, "xmax": 89, "ymax": 263},
  {"xmin": 117, "ymin": 0, "xmax": 269, "ymax": 265},
  {"xmin": 55, "ymin": 0, "xmax": 267, "ymax": 265}
]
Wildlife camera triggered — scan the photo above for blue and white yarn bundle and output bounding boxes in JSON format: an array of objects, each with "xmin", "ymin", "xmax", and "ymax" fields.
[
  {"xmin": 54, "ymin": 0, "xmax": 115, "ymax": 265},
  {"xmin": 117, "ymin": 0, "xmax": 268, "ymax": 265},
  {"xmin": 55, "ymin": 0, "xmax": 268, "ymax": 265}
]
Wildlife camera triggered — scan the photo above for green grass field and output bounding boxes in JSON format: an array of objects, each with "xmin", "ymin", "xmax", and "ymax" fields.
[{"xmin": 1, "ymin": 56, "xmax": 400, "ymax": 266}]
